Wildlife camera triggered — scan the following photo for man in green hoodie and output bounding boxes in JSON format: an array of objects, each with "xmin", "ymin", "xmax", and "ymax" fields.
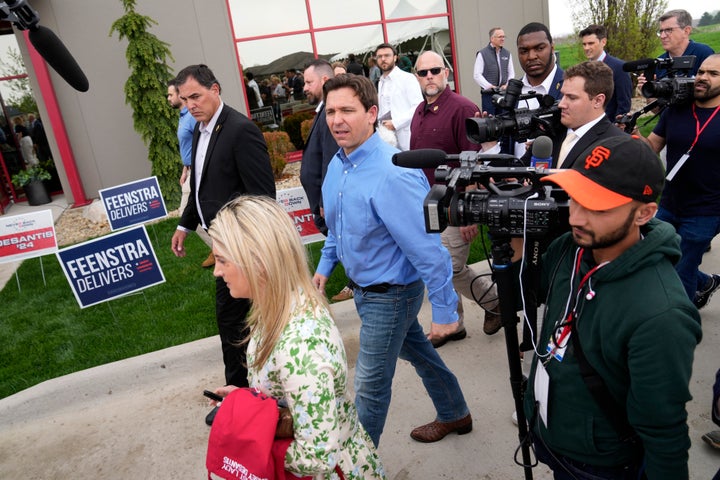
[{"xmin": 522, "ymin": 135, "xmax": 702, "ymax": 479}]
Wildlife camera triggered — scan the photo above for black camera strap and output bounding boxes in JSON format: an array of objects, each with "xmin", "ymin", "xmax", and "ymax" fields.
[{"xmin": 570, "ymin": 322, "xmax": 637, "ymax": 444}]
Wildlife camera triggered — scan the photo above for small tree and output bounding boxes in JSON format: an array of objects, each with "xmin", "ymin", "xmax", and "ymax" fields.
[
  {"xmin": 571, "ymin": 0, "xmax": 669, "ymax": 61},
  {"xmin": 698, "ymin": 12, "xmax": 714, "ymax": 27},
  {"xmin": 110, "ymin": 0, "xmax": 180, "ymax": 207},
  {"xmin": 0, "ymin": 47, "xmax": 37, "ymax": 113}
]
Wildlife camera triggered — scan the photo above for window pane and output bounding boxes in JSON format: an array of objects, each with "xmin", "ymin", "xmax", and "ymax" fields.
[
  {"xmin": 308, "ymin": 0, "xmax": 380, "ymax": 28},
  {"xmin": 315, "ymin": 25, "xmax": 384, "ymax": 60},
  {"xmin": 384, "ymin": 0, "xmax": 447, "ymax": 19},
  {"xmin": 228, "ymin": 0, "xmax": 309, "ymax": 38},
  {"xmin": 385, "ymin": 17, "xmax": 449, "ymax": 55},
  {"xmin": 385, "ymin": 18, "xmax": 453, "ymax": 86},
  {"xmin": 238, "ymin": 34, "xmax": 314, "ymax": 72}
]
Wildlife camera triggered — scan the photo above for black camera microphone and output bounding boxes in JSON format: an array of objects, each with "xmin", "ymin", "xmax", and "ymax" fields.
[
  {"xmin": 622, "ymin": 58, "xmax": 657, "ymax": 72},
  {"xmin": 392, "ymin": 149, "xmax": 453, "ymax": 169},
  {"xmin": 28, "ymin": 26, "xmax": 89, "ymax": 92},
  {"xmin": 2, "ymin": 1, "xmax": 89, "ymax": 92},
  {"xmin": 530, "ymin": 135, "xmax": 553, "ymax": 169}
]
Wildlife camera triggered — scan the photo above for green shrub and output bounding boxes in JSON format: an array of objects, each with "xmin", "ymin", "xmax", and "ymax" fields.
[
  {"xmin": 283, "ymin": 110, "xmax": 315, "ymax": 150},
  {"xmin": 263, "ymin": 131, "xmax": 293, "ymax": 178}
]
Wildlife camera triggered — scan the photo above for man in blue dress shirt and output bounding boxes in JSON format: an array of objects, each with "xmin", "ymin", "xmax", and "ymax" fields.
[{"xmin": 312, "ymin": 74, "xmax": 472, "ymax": 447}]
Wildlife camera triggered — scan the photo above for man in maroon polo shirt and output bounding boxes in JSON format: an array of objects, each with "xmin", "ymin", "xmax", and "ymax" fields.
[{"xmin": 409, "ymin": 50, "xmax": 502, "ymax": 347}]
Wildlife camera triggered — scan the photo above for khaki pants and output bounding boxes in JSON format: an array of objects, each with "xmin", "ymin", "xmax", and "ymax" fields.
[{"xmin": 440, "ymin": 226, "xmax": 498, "ymax": 327}]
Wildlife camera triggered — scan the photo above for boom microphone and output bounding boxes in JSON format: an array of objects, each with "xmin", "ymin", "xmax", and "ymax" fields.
[
  {"xmin": 392, "ymin": 149, "xmax": 453, "ymax": 169},
  {"xmin": 530, "ymin": 135, "xmax": 553, "ymax": 168},
  {"xmin": 622, "ymin": 58, "xmax": 657, "ymax": 72},
  {"xmin": 28, "ymin": 26, "xmax": 89, "ymax": 92}
]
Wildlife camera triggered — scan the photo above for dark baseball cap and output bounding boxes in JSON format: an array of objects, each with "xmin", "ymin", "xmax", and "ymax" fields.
[{"xmin": 541, "ymin": 135, "xmax": 664, "ymax": 211}]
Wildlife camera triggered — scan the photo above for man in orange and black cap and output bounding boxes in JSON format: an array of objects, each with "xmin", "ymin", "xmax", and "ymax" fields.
[{"xmin": 521, "ymin": 135, "xmax": 701, "ymax": 479}]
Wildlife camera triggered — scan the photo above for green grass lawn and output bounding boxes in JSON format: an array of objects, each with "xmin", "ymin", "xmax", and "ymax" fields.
[{"xmin": 0, "ymin": 217, "xmax": 491, "ymax": 399}]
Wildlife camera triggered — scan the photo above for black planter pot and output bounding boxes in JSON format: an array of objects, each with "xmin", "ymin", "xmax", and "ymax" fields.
[{"xmin": 24, "ymin": 180, "xmax": 51, "ymax": 206}]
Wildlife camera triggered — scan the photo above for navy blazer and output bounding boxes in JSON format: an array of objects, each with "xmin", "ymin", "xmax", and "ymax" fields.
[
  {"xmin": 546, "ymin": 65, "xmax": 564, "ymax": 100},
  {"xmin": 180, "ymin": 104, "xmax": 276, "ymax": 231},
  {"xmin": 299, "ymin": 104, "xmax": 339, "ymax": 234},
  {"xmin": 555, "ymin": 116, "xmax": 628, "ymax": 169},
  {"xmin": 603, "ymin": 54, "xmax": 633, "ymax": 121}
]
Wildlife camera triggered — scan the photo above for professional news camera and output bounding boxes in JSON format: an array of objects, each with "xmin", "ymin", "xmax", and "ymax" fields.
[
  {"xmin": 392, "ymin": 143, "xmax": 564, "ymax": 479},
  {"xmin": 617, "ymin": 55, "xmax": 696, "ymax": 133},
  {"xmin": 627, "ymin": 55, "xmax": 695, "ymax": 104},
  {"xmin": 392, "ymin": 149, "xmax": 560, "ymax": 238},
  {"xmin": 466, "ymin": 78, "xmax": 562, "ymax": 144}
]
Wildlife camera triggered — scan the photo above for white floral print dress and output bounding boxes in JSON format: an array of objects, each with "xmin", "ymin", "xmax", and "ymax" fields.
[{"xmin": 248, "ymin": 294, "xmax": 385, "ymax": 479}]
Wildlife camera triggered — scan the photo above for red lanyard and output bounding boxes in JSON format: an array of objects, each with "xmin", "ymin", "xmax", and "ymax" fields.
[
  {"xmin": 552, "ymin": 249, "xmax": 608, "ymax": 349},
  {"xmin": 689, "ymin": 103, "xmax": 720, "ymax": 153}
]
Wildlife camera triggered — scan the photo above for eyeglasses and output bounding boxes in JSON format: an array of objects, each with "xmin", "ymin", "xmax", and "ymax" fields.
[
  {"xmin": 416, "ymin": 67, "xmax": 443, "ymax": 77},
  {"xmin": 656, "ymin": 26, "xmax": 681, "ymax": 37}
]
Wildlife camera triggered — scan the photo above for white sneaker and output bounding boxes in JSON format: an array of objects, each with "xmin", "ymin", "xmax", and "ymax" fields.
[{"xmin": 511, "ymin": 411, "xmax": 518, "ymax": 426}]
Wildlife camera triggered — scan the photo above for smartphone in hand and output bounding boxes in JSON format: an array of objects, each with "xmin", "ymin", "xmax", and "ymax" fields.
[{"xmin": 203, "ymin": 390, "xmax": 223, "ymax": 402}]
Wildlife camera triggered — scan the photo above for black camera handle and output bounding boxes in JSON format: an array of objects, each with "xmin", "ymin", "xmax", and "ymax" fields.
[
  {"xmin": 619, "ymin": 98, "xmax": 668, "ymax": 134},
  {"xmin": 491, "ymin": 237, "xmax": 536, "ymax": 479}
]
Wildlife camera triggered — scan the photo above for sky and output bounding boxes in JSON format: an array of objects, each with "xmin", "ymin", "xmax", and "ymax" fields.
[{"xmin": 548, "ymin": 0, "xmax": 720, "ymax": 36}]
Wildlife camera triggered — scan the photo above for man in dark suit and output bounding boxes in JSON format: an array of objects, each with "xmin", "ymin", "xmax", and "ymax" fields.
[
  {"xmin": 518, "ymin": 61, "xmax": 627, "ymax": 243},
  {"xmin": 285, "ymin": 69, "xmax": 305, "ymax": 101},
  {"xmin": 506, "ymin": 22, "xmax": 564, "ymax": 156},
  {"xmin": 299, "ymin": 59, "xmax": 338, "ymax": 236},
  {"xmin": 553, "ymin": 61, "xmax": 627, "ymax": 169},
  {"xmin": 579, "ymin": 24, "xmax": 632, "ymax": 121},
  {"xmin": 170, "ymin": 64, "xmax": 276, "ymax": 425}
]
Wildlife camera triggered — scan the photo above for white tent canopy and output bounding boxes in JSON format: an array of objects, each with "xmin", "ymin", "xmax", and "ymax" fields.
[{"xmin": 329, "ymin": 0, "xmax": 450, "ymax": 63}]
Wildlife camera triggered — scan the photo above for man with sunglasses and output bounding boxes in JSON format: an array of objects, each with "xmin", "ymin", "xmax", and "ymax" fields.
[{"xmin": 409, "ymin": 50, "xmax": 502, "ymax": 345}]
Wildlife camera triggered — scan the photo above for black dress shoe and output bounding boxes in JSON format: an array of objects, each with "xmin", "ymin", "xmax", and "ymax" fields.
[
  {"xmin": 430, "ymin": 327, "xmax": 467, "ymax": 348},
  {"xmin": 205, "ymin": 406, "xmax": 219, "ymax": 426}
]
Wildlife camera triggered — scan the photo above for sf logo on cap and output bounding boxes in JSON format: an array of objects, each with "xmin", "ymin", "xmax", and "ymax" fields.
[{"xmin": 585, "ymin": 146, "xmax": 611, "ymax": 170}]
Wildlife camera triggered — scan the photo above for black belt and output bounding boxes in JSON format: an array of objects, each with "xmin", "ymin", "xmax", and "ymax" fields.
[{"xmin": 350, "ymin": 280, "xmax": 403, "ymax": 294}]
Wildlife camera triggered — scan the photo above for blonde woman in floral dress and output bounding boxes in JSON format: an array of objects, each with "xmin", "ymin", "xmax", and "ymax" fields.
[{"xmin": 208, "ymin": 195, "xmax": 385, "ymax": 480}]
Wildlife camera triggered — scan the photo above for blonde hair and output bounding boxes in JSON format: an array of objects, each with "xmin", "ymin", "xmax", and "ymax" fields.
[{"xmin": 208, "ymin": 195, "xmax": 330, "ymax": 369}]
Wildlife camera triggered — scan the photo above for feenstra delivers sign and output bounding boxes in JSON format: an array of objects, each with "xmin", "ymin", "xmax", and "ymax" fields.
[
  {"xmin": 99, "ymin": 176, "xmax": 167, "ymax": 231},
  {"xmin": 56, "ymin": 225, "xmax": 165, "ymax": 308}
]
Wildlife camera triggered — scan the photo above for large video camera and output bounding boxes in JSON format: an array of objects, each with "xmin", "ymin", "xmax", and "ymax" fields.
[
  {"xmin": 617, "ymin": 55, "xmax": 696, "ymax": 133},
  {"xmin": 623, "ymin": 55, "xmax": 695, "ymax": 105},
  {"xmin": 466, "ymin": 79, "xmax": 562, "ymax": 144},
  {"xmin": 393, "ymin": 143, "xmax": 564, "ymax": 478},
  {"xmin": 392, "ymin": 149, "xmax": 560, "ymax": 238}
]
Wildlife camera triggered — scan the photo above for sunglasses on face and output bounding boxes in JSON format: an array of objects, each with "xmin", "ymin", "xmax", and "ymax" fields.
[{"xmin": 416, "ymin": 67, "xmax": 443, "ymax": 77}]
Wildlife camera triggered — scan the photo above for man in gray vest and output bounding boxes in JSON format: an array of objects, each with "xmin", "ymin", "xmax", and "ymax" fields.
[{"xmin": 473, "ymin": 27, "xmax": 515, "ymax": 115}]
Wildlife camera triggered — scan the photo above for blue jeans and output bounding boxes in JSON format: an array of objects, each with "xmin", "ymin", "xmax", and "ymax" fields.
[
  {"xmin": 534, "ymin": 439, "xmax": 646, "ymax": 480},
  {"xmin": 352, "ymin": 279, "xmax": 469, "ymax": 447},
  {"xmin": 656, "ymin": 208, "xmax": 720, "ymax": 300}
]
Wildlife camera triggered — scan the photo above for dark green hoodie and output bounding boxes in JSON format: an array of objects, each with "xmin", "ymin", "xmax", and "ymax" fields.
[{"xmin": 525, "ymin": 218, "xmax": 702, "ymax": 479}]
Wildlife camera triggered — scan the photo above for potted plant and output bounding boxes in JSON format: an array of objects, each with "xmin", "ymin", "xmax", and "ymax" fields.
[{"xmin": 11, "ymin": 165, "xmax": 52, "ymax": 205}]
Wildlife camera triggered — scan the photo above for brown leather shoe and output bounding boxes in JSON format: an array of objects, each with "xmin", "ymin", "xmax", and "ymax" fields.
[
  {"xmin": 429, "ymin": 327, "xmax": 467, "ymax": 348},
  {"xmin": 201, "ymin": 252, "xmax": 215, "ymax": 268},
  {"xmin": 410, "ymin": 413, "xmax": 472, "ymax": 443},
  {"xmin": 483, "ymin": 308, "xmax": 503, "ymax": 335}
]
